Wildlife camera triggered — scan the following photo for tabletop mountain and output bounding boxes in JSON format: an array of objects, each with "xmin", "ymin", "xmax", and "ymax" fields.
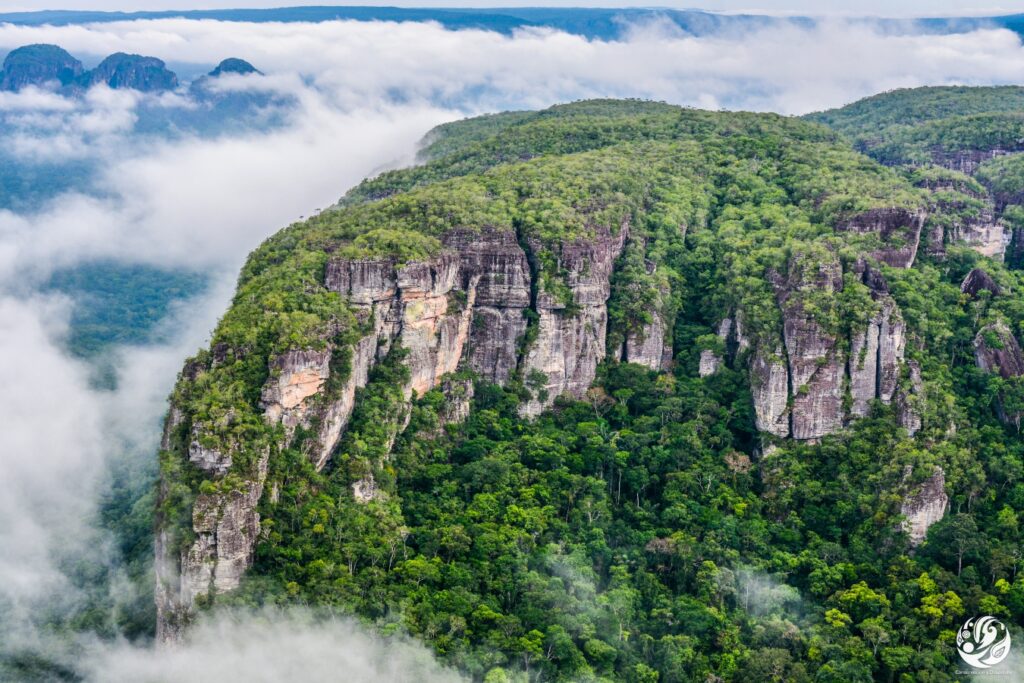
[{"xmin": 155, "ymin": 94, "xmax": 1024, "ymax": 682}]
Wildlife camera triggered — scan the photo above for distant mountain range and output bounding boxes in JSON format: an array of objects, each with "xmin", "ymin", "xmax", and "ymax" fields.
[
  {"xmin": 1, "ymin": 6, "xmax": 1023, "ymax": 41},
  {"xmin": 0, "ymin": 43, "xmax": 259, "ymax": 93}
]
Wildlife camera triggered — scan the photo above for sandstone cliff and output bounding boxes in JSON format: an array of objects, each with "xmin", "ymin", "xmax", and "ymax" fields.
[
  {"xmin": 900, "ymin": 466, "xmax": 949, "ymax": 546},
  {"xmin": 156, "ymin": 222, "xmax": 631, "ymax": 635}
]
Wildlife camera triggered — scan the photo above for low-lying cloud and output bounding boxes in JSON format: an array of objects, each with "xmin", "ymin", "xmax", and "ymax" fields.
[
  {"xmin": 4, "ymin": 18, "xmax": 1024, "ymax": 116},
  {"xmin": 2, "ymin": 13, "xmax": 1024, "ymax": 680},
  {"xmin": 82, "ymin": 609, "xmax": 467, "ymax": 683}
]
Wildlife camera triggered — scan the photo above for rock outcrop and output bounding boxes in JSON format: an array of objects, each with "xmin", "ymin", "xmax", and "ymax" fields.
[
  {"xmin": 961, "ymin": 268, "xmax": 1001, "ymax": 298},
  {"xmin": 895, "ymin": 361, "xmax": 924, "ymax": 436},
  {"xmin": 156, "ymin": 446, "xmax": 269, "ymax": 643},
  {"xmin": 751, "ymin": 343, "xmax": 790, "ymax": 438},
  {"xmin": 437, "ymin": 377, "xmax": 475, "ymax": 429},
  {"xmin": 974, "ymin": 321, "xmax": 1024, "ymax": 379},
  {"xmin": 698, "ymin": 318, "xmax": 731, "ymax": 378},
  {"xmin": 747, "ymin": 255, "xmax": 912, "ymax": 441},
  {"xmin": 260, "ymin": 348, "xmax": 331, "ymax": 434},
  {"xmin": 520, "ymin": 225, "xmax": 628, "ymax": 416},
  {"xmin": 773, "ymin": 255, "xmax": 845, "ymax": 440},
  {"xmin": 448, "ymin": 229, "xmax": 531, "ymax": 383},
  {"xmin": 624, "ymin": 284, "xmax": 672, "ymax": 372},
  {"xmin": 837, "ymin": 208, "xmax": 926, "ymax": 268},
  {"xmin": 0, "ymin": 44, "xmax": 83, "ymax": 91},
  {"xmin": 900, "ymin": 466, "xmax": 948, "ymax": 546},
  {"xmin": 932, "ymin": 148, "xmax": 1017, "ymax": 176}
]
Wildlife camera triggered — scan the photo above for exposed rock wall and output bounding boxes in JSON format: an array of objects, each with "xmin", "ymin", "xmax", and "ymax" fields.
[
  {"xmin": 900, "ymin": 466, "xmax": 948, "ymax": 546},
  {"xmin": 751, "ymin": 343, "xmax": 790, "ymax": 438},
  {"xmin": 157, "ymin": 224, "xmax": 631, "ymax": 636},
  {"xmin": 974, "ymin": 321, "xmax": 1024, "ymax": 379},
  {"xmin": 931, "ymin": 147, "xmax": 1017, "ymax": 176},
  {"xmin": 748, "ymin": 254, "xmax": 913, "ymax": 442},
  {"xmin": 961, "ymin": 268, "xmax": 1002, "ymax": 298},
  {"xmin": 446, "ymin": 228, "xmax": 531, "ymax": 384},
  {"xmin": 520, "ymin": 225, "xmax": 629, "ymax": 416},
  {"xmin": 625, "ymin": 295, "xmax": 672, "ymax": 371},
  {"xmin": 773, "ymin": 256, "xmax": 846, "ymax": 440},
  {"xmin": 837, "ymin": 208, "xmax": 926, "ymax": 268},
  {"xmin": 698, "ymin": 318, "xmax": 731, "ymax": 378},
  {"xmin": 895, "ymin": 361, "xmax": 924, "ymax": 437}
]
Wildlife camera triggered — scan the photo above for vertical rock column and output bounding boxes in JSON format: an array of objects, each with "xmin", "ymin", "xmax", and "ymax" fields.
[
  {"xmin": 773, "ymin": 256, "xmax": 846, "ymax": 440},
  {"xmin": 520, "ymin": 225, "xmax": 628, "ymax": 417},
  {"xmin": 447, "ymin": 228, "xmax": 532, "ymax": 385}
]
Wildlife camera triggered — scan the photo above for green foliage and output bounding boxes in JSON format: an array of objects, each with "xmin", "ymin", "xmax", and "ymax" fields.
[
  {"xmin": 161, "ymin": 96, "xmax": 1024, "ymax": 682},
  {"xmin": 45, "ymin": 261, "xmax": 207, "ymax": 357}
]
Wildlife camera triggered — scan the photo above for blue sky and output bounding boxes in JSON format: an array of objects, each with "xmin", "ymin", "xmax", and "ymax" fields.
[{"xmin": 5, "ymin": 1, "xmax": 1024, "ymax": 17}]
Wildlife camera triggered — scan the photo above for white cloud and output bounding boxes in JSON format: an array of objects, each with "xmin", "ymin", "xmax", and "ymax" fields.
[
  {"xmin": 81, "ymin": 609, "xmax": 467, "ymax": 683},
  {"xmin": 3, "ymin": 18, "xmax": 1024, "ymax": 115}
]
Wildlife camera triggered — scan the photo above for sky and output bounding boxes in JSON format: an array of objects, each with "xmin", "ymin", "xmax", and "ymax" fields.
[{"xmin": 4, "ymin": 1, "xmax": 1024, "ymax": 17}]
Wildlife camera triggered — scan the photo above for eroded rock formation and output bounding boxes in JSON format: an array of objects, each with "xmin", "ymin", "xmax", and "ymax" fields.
[
  {"xmin": 837, "ymin": 208, "xmax": 926, "ymax": 268},
  {"xmin": 157, "ymin": 224, "xmax": 630, "ymax": 634},
  {"xmin": 900, "ymin": 466, "xmax": 948, "ymax": 546},
  {"xmin": 520, "ymin": 225, "xmax": 628, "ymax": 416},
  {"xmin": 961, "ymin": 268, "xmax": 1002, "ymax": 298},
  {"xmin": 974, "ymin": 321, "xmax": 1024, "ymax": 379}
]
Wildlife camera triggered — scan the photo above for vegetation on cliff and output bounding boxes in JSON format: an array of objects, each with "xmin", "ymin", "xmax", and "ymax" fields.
[{"xmin": 158, "ymin": 94, "xmax": 1024, "ymax": 682}]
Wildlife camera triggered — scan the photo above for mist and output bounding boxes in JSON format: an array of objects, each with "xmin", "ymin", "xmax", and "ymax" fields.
[{"xmin": 2, "ymin": 13, "xmax": 1024, "ymax": 680}]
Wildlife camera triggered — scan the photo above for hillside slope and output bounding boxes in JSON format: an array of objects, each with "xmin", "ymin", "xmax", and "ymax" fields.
[{"xmin": 157, "ymin": 97, "xmax": 1024, "ymax": 681}]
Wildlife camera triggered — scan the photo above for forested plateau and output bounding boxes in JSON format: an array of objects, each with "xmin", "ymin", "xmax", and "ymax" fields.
[{"xmin": 155, "ymin": 91, "xmax": 1024, "ymax": 682}]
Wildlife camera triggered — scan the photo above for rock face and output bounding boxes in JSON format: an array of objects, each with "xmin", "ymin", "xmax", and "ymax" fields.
[
  {"xmin": 625, "ymin": 296, "xmax": 672, "ymax": 371},
  {"xmin": 520, "ymin": 225, "xmax": 628, "ymax": 416},
  {"xmin": 448, "ymin": 229, "xmax": 531, "ymax": 383},
  {"xmin": 698, "ymin": 318, "xmax": 731, "ymax": 378},
  {"xmin": 773, "ymin": 255, "xmax": 845, "ymax": 440},
  {"xmin": 961, "ymin": 268, "xmax": 1001, "ymax": 298},
  {"xmin": 837, "ymin": 208, "xmax": 926, "ymax": 268},
  {"xmin": 156, "ymin": 449, "xmax": 268, "ymax": 643},
  {"xmin": 748, "ymin": 255, "xmax": 912, "ymax": 442},
  {"xmin": 974, "ymin": 321, "xmax": 1024, "ymax": 379},
  {"xmin": 84, "ymin": 53, "xmax": 179, "ymax": 92},
  {"xmin": 901, "ymin": 466, "xmax": 948, "ymax": 546},
  {"xmin": 0, "ymin": 44, "xmax": 83, "ymax": 90},
  {"xmin": 438, "ymin": 377, "xmax": 475, "ymax": 429},
  {"xmin": 895, "ymin": 360, "xmax": 924, "ymax": 437},
  {"xmin": 932, "ymin": 148, "xmax": 1016, "ymax": 176},
  {"xmin": 751, "ymin": 343, "xmax": 790, "ymax": 438},
  {"xmin": 156, "ymin": 223, "xmax": 633, "ymax": 637},
  {"xmin": 260, "ymin": 349, "xmax": 331, "ymax": 433}
]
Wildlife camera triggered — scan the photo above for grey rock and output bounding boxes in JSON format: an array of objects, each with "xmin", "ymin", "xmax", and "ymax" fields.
[
  {"xmin": 774, "ymin": 255, "xmax": 845, "ymax": 440},
  {"xmin": 520, "ymin": 225, "xmax": 628, "ymax": 416},
  {"xmin": 625, "ymin": 284, "xmax": 672, "ymax": 371},
  {"xmin": 751, "ymin": 343, "xmax": 790, "ymax": 438},
  {"xmin": 900, "ymin": 466, "xmax": 948, "ymax": 546},
  {"xmin": 974, "ymin": 321, "xmax": 1024, "ymax": 379},
  {"xmin": 960, "ymin": 268, "xmax": 1002, "ymax": 298},
  {"xmin": 848, "ymin": 314, "xmax": 881, "ymax": 418},
  {"xmin": 837, "ymin": 207, "xmax": 926, "ymax": 268},
  {"xmin": 895, "ymin": 360, "xmax": 924, "ymax": 436},
  {"xmin": 438, "ymin": 377, "xmax": 475, "ymax": 428}
]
